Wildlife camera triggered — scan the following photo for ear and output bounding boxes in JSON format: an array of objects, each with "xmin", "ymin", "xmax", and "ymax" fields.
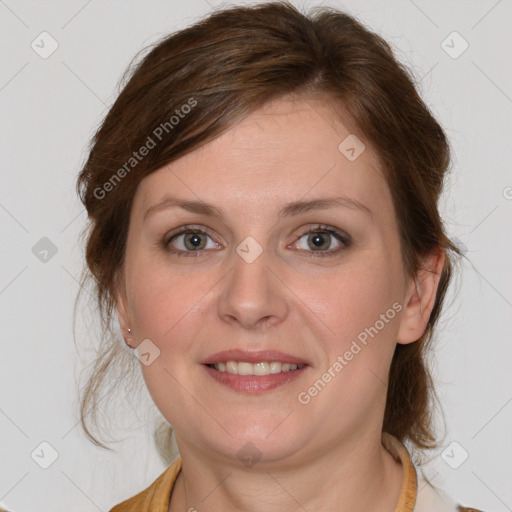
[
  {"xmin": 397, "ymin": 248, "xmax": 445, "ymax": 345},
  {"xmin": 114, "ymin": 275, "xmax": 132, "ymax": 343}
]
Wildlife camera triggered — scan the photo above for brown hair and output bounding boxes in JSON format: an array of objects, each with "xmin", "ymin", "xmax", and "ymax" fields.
[{"xmin": 76, "ymin": 1, "xmax": 461, "ymax": 463}]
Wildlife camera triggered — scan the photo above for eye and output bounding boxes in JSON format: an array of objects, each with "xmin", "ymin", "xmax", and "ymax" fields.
[
  {"xmin": 163, "ymin": 224, "xmax": 351, "ymax": 258},
  {"xmin": 291, "ymin": 225, "xmax": 351, "ymax": 257},
  {"xmin": 164, "ymin": 227, "xmax": 220, "ymax": 257}
]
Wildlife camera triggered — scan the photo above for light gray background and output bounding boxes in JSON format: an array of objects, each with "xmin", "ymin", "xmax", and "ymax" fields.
[{"xmin": 1, "ymin": 1, "xmax": 511, "ymax": 511}]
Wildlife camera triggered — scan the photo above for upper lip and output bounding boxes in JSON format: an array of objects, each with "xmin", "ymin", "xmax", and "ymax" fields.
[{"xmin": 201, "ymin": 349, "xmax": 309, "ymax": 366}]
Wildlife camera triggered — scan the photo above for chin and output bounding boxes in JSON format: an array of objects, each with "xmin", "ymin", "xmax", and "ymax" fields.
[{"xmin": 214, "ymin": 420, "xmax": 305, "ymax": 465}]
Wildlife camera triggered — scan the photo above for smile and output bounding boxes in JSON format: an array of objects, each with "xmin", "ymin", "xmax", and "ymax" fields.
[{"xmin": 206, "ymin": 361, "xmax": 305, "ymax": 375}]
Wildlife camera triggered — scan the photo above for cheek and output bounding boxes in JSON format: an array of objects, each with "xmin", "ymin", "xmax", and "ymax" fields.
[
  {"xmin": 125, "ymin": 262, "xmax": 211, "ymax": 425},
  {"xmin": 299, "ymin": 257, "xmax": 403, "ymax": 416},
  {"xmin": 295, "ymin": 259, "xmax": 401, "ymax": 416},
  {"xmin": 312, "ymin": 254, "xmax": 402, "ymax": 345},
  {"xmin": 126, "ymin": 254, "xmax": 209, "ymax": 340}
]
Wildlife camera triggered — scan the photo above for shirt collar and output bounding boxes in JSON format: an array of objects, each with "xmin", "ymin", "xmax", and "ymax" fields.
[
  {"xmin": 382, "ymin": 432, "xmax": 418, "ymax": 512},
  {"xmin": 134, "ymin": 432, "xmax": 417, "ymax": 512}
]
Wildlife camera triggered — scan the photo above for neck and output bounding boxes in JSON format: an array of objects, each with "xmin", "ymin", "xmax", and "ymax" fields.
[{"xmin": 169, "ymin": 431, "xmax": 404, "ymax": 512}]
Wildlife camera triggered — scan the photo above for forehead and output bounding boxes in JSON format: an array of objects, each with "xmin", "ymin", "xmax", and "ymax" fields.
[{"xmin": 133, "ymin": 97, "xmax": 391, "ymax": 219}]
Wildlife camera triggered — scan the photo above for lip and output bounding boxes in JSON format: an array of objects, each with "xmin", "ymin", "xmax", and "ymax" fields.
[
  {"xmin": 200, "ymin": 349, "xmax": 310, "ymax": 394},
  {"xmin": 201, "ymin": 349, "xmax": 310, "ymax": 366}
]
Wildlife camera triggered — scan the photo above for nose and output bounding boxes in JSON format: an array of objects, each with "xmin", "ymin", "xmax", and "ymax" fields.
[{"xmin": 217, "ymin": 243, "xmax": 289, "ymax": 331}]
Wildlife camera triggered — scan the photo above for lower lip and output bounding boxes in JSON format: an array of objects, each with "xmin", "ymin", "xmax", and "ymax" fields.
[{"xmin": 202, "ymin": 364, "xmax": 308, "ymax": 393}]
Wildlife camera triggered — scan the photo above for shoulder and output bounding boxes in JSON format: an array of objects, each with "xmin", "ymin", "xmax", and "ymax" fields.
[
  {"xmin": 381, "ymin": 434, "xmax": 486, "ymax": 512},
  {"xmin": 414, "ymin": 475, "xmax": 486, "ymax": 512},
  {"xmin": 108, "ymin": 456, "xmax": 182, "ymax": 512}
]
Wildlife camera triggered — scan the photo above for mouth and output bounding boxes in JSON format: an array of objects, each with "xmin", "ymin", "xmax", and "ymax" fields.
[
  {"xmin": 205, "ymin": 361, "xmax": 306, "ymax": 375},
  {"xmin": 201, "ymin": 350, "xmax": 310, "ymax": 393}
]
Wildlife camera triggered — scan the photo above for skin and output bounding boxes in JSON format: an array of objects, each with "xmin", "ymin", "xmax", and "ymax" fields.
[{"xmin": 116, "ymin": 96, "xmax": 444, "ymax": 512}]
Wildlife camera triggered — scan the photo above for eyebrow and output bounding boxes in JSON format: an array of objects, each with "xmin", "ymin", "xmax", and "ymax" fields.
[{"xmin": 143, "ymin": 195, "xmax": 373, "ymax": 222}]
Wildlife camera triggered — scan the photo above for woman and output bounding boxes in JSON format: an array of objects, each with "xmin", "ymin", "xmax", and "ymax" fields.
[{"xmin": 76, "ymin": 2, "xmax": 483, "ymax": 511}]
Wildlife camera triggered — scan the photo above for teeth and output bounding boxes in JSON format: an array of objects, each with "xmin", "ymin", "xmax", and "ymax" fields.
[
  {"xmin": 237, "ymin": 362, "xmax": 253, "ymax": 375},
  {"xmin": 225, "ymin": 361, "xmax": 238, "ymax": 374},
  {"xmin": 253, "ymin": 362, "xmax": 269, "ymax": 376},
  {"xmin": 212, "ymin": 361, "xmax": 303, "ymax": 375},
  {"xmin": 269, "ymin": 361, "xmax": 281, "ymax": 374}
]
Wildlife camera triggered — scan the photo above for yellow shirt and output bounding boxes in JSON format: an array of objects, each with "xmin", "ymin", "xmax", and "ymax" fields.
[{"xmin": 108, "ymin": 433, "xmax": 484, "ymax": 512}]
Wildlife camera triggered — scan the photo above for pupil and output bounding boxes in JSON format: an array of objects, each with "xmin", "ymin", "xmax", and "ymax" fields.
[
  {"xmin": 311, "ymin": 233, "xmax": 325, "ymax": 248},
  {"xmin": 186, "ymin": 233, "xmax": 203, "ymax": 250}
]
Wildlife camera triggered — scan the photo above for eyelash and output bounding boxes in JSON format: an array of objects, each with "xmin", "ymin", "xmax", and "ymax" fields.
[{"xmin": 162, "ymin": 224, "xmax": 351, "ymax": 258}]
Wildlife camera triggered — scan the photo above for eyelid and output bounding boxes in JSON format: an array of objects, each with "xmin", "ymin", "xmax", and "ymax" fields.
[{"xmin": 163, "ymin": 224, "xmax": 219, "ymax": 245}]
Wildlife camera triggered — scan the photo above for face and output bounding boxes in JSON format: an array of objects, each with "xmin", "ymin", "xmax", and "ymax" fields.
[{"xmin": 116, "ymin": 96, "xmax": 431, "ymax": 466}]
